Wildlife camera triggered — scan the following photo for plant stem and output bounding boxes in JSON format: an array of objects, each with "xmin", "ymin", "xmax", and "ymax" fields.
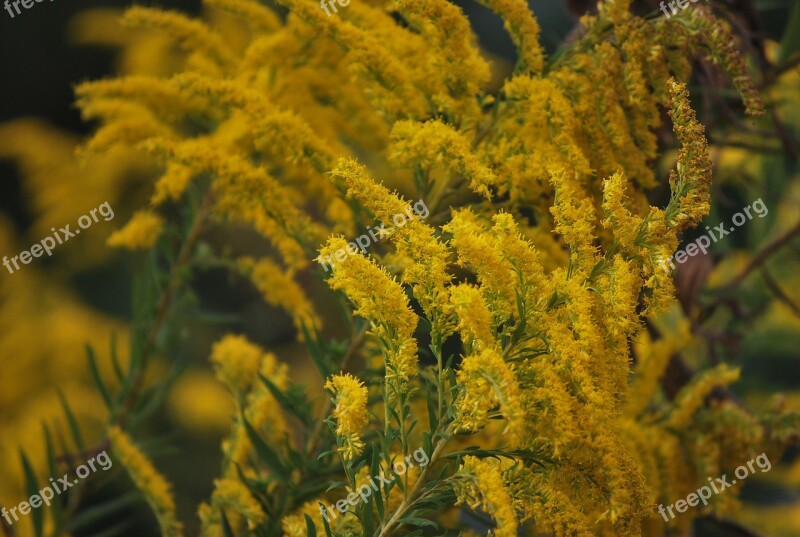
[{"xmin": 377, "ymin": 435, "xmax": 449, "ymax": 537}]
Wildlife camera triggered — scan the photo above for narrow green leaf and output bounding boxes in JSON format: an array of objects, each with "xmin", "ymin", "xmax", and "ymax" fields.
[
  {"xmin": 56, "ymin": 390, "xmax": 84, "ymax": 452},
  {"xmin": 41, "ymin": 424, "xmax": 58, "ymax": 487},
  {"xmin": 242, "ymin": 417, "xmax": 289, "ymax": 482},
  {"xmin": 109, "ymin": 332, "xmax": 125, "ymax": 383},
  {"xmin": 220, "ymin": 510, "xmax": 235, "ymax": 537},
  {"xmin": 86, "ymin": 344, "xmax": 113, "ymax": 410},
  {"xmin": 259, "ymin": 374, "xmax": 312, "ymax": 426},
  {"xmin": 304, "ymin": 514, "xmax": 317, "ymax": 537},
  {"xmin": 301, "ymin": 323, "xmax": 333, "ymax": 378},
  {"xmin": 66, "ymin": 492, "xmax": 141, "ymax": 533},
  {"xmin": 20, "ymin": 452, "xmax": 43, "ymax": 537},
  {"xmin": 398, "ymin": 516, "xmax": 438, "ymax": 528},
  {"xmin": 319, "ymin": 502, "xmax": 334, "ymax": 537},
  {"xmin": 780, "ymin": 1, "xmax": 800, "ymax": 65}
]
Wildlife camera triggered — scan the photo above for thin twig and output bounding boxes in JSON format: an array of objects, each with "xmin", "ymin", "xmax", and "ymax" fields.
[
  {"xmin": 761, "ymin": 267, "xmax": 800, "ymax": 318},
  {"xmin": 726, "ymin": 220, "xmax": 800, "ymax": 288}
]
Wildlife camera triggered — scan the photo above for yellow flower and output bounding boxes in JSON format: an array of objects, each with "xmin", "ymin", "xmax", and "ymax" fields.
[
  {"xmin": 107, "ymin": 210, "xmax": 164, "ymax": 250},
  {"xmin": 668, "ymin": 364, "xmax": 741, "ymax": 429},
  {"xmin": 389, "ymin": 119, "xmax": 496, "ymax": 198},
  {"xmin": 665, "ymin": 78, "xmax": 712, "ymax": 232},
  {"xmin": 205, "ymin": 478, "xmax": 266, "ymax": 531},
  {"xmin": 209, "ymin": 334, "xmax": 265, "ymax": 395},
  {"xmin": 450, "ymin": 284, "xmax": 495, "ymax": 351},
  {"xmin": 444, "ymin": 208, "xmax": 516, "ymax": 321},
  {"xmin": 455, "ymin": 348, "xmax": 525, "ymax": 447},
  {"xmin": 455, "ymin": 456, "xmax": 518, "ymax": 537},
  {"xmin": 238, "ymin": 256, "xmax": 320, "ymax": 335},
  {"xmin": 325, "ymin": 373, "xmax": 369, "ymax": 461},
  {"xmin": 108, "ymin": 427, "xmax": 183, "ymax": 537},
  {"xmin": 476, "ymin": 0, "xmax": 544, "ymax": 73},
  {"xmin": 319, "ymin": 236, "xmax": 419, "ymax": 382}
]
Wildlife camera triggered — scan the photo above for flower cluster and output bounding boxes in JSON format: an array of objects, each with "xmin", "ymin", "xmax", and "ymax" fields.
[{"xmin": 5, "ymin": 1, "xmax": 798, "ymax": 537}]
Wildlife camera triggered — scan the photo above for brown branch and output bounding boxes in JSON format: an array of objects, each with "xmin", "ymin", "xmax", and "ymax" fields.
[
  {"xmin": 761, "ymin": 267, "xmax": 800, "ymax": 318},
  {"xmin": 116, "ymin": 189, "xmax": 216, "ymax": 428},
  {"xmin": 726, "ymin": 219, "xmax": 800, "ymax": 288}
]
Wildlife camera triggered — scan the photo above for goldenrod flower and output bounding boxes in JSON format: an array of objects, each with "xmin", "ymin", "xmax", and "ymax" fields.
[
  {"xmin": 665, "ymin": 78, "xmax": 712, "ymax": 232},
  {"xmin": 108, "ymin": 427, "xmax": 183, "ymax": 537},
  {"xmin": 668, "ymin": 364, "xmax": 741, "ymax": 429},
  {"xmin": 107, "ymin": 210, "xmax": 164, "ymax": 250},
  {"xmin": 209, "ymin": 334, "xmax": 264, "ymax": 395},
  {"xmin": 450, "ymin": 284, "xmax": 495, "ymax": 351},
  {"xmin": 319, "ymin": 237, "xmax": 419, "ymax": 382},
  {"xmin": 206, "ymin": 478, "xmax": 266, "ymax": 531},
  {"xmin": 455, "ymin": 456, "xmax": 518, "ymax": 537},
  {"xmin": 455, "ymin": 348, "xmax": 525, "ymax": 447},
  {"xmin": 390, "ymin": 119, "xmax": 496, "ymax": 198},
  {"xmin": 238, "ymin": 256, "xmax": 320, "ymax": 335},
  {"xmin": 325, "ymin": 373, "xmax": 369, "ymax": 461}
]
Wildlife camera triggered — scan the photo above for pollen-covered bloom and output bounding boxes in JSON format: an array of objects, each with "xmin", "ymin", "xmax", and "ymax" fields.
[
  {"xmin": 107, "ymin": 209, "xmax": 164, "ymax": 249},
  {"xmin": 108, "ymin": 427, "xmax": 183, "ymax": 537},
  {"xmin": 455, "ymin": 456, "xmax": 518, "ymax": 537},
  {"xmin": 209, "ymin": 334, "xmax": 267, "ymax": 395},
  {"xmin": 319, "ymin": 237, "xmax": 418, "ymax": 383},
  {"xmin": 326, "ymin": 373, "xmax": 369, "ymax": 461},
  {"xmin": 454, "ymin": 348, "xmax": 525, "ymax": 447}
]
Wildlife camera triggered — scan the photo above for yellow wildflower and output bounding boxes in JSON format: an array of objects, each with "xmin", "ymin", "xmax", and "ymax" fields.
[
  {"xmin": 206, "ymin": 478, "xmax": 266, "ymax": 531},
  {"xmin": 668, "ymin": 364, "xmax": 741, "ymax": 429},
  {"xmin": 325, "ymin": 373, "xmax": 369, "ymax": 461},
  {"xmin": 455, "ymin": 348, "xmax": 525, "ymax": 447},
  {"xmin": 238, "ymin": 256, "xmax": 320, "ymax": 334},
  {"xmin": 476, "ymin": 0, "xmax": 544, "ymax": 73},
  {"xmin": 455, "ymin": 456, "xmax": 518, "ymax": 537},
  {"xmin": 107, "ymin": 210, "xmax": 164, "ymax": 250},
  {"xmin": 209, "ymin": 334, "xmax": 264, "ymax": 395},
  {"xmin": 319, "ymin": 236, "xmax": 418, "ymax": 382},
  {"xmin": 108, "ymin": 427, "xmax": 183, "ymax": 537},
  {"xmin": 450, "ymin": 284, "xmax": 495, "ymax": 352},
  {"xmin": 390, "ymin": 119, "xmax": 496, "ymax": 199}
]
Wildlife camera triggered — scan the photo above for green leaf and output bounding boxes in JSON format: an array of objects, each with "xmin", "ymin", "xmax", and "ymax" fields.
[
  {"xmin": 109, "ymin": 332, "xmax": 125, "ymax": 383},
  {"xmin": 82, "ymin": 519, "xmax": 135, "ymax": 537},
  {"xmin": 86, "ymin": 344, "xmax": 113, "ymax": 410},
  {"xmin": 779, "ymin": 1, "xmax": 800, "ymax": 65},
  {"xmin": 220, "ymin": 509, "xmax": 235, "ymax": 537},
  {"xmin": 304, "ymin": 514, "xmax": 317, "ymax": 537},
  {"xmin": 319, "ymin": 502, "xmax": 334, "ymax": 537},
  {"xmin": 259, "ymin": 374, "xmax": 313, "ymax": 426},
  {"xmin": 301, "ymin": 323, "xmax": 334, "ymax": 378},
  {"xmin": 66, "ymin": 492, "xmax": 141, "ymax": 533},
  {"xmin": 20, "ymin": 452, "xmax": 43, "ymax": 537},
  {"xmin": 56, "ymin": 390, "xmax": 84, "ymax": 452},
  {"xmin": 41, "ymin": 424, "xmax": 59, "ymax": 488},
  {"xmin": 242, "ymin": 417, "xmax": 289, "ymax": 482},
  {"xmin": 397, "ymin": 516, "xmax": 438, "ymax": 529}
]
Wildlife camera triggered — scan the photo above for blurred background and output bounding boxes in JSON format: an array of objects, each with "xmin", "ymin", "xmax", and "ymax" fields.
[{"xmin": 0, "ymin": 1, "xmax": 798, "ymax": 536}]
